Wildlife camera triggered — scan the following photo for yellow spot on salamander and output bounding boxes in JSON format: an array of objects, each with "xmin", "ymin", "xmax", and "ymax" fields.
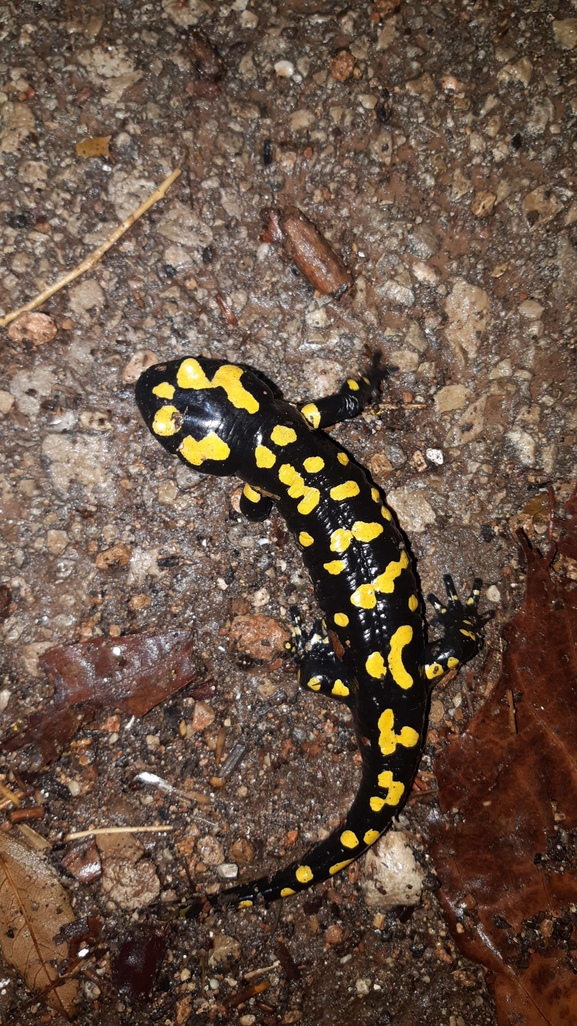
[
  {"xmin": 366, "ymin": 651, "xmax": 386, "ymax": 679},
  {"xmin": 280, "ymin": 887, "xmax": 295, "ymax": 897},
  {"xmin": 332, "ymin": 679, "xmax": 350, "ymax": 698},
  {"xmin": 381, "ymin": 505, "xmax": 392, "ymax": 521},
  {"xmin": 238, "ymin": 899, "xmax": 253, "ymax": 908},
  {"xmin": 243, "ymin": 483, "xmax": 261, "ymax": 503},
  {"xmin": 340, "ymin": 830, "xmax": 359, "ymax": 848},
  {"xmin": 152, "ymin": 404, "xmax": 182, "ymax": 437},
  {"xmin": 337, "ymin": 452, "xmax": 349, "ymax": 466},
  {"xmin": 271, "ymin": 425, "xmax": 297, "ymax": 445},
  {"xmin": 331, "ymin": 521, "xmax": 382, "ymax": 552},
  {"xmin": 447, "ymin": 656, "xmax": 459, "ymax": 669},
  {"xmin": 425, "ymin": 662, "xmax": 444, "ymax": 680},
  {"xmin": 255, "ymin": 444, "xmax": 276, "ymax": 468},
  {"xmin": 330, "ymin": 528, "xmax": 352, "ymax": 553},
  {"xmin": 377, "ymin": 708, "xmax": 420, "ymax": 755},
  {"xmin": 329, "ymin": 859, "xmax": 353, "ymax": 875},
  {"xmin": 371, "ymin": 487, "xmax": 380, "ymax": 503},
  {"xmin": 370, "ymin": 796, "xmax": 386, "ymax": 812},
  {"xmin": 377, "ymin": 770, "xmax": 406, "ymax": 805},
  {"xmin": 350, "ymin": 551, "xmax": 409, "ymax": 610},
  {"xmin": 306, "ymin": 677, "xmax": 322, "ymax": 691},
  {"xmin": 387, "ymin": 624, "xmax": 414, "ymax": 689},
  {"xmin": 324, "ymin": 559, "xmax": 345, "ymax": 575},
  {"xmin": 351, "ymin": 583, "xmax": 377, "ymax": 609},
  {"xmin": 278, "ymin": 464, "xmax": 320, "ymax": 515},
  {"xmin": 301, "ymin": 403, "xmax": 321, "ymax": 429},
  {"xmin": 460, "ymin": 628, "xmax": 477, "ymax": 641},
  {"xmin": 364, "ymin": 829, "xmax": 380, "ymax": 845},
  {"xmin": 176, "ymin": 358, "xmax": 259, "ymax": 413},
  {"xmin": 303, "ymin": 456, "xmax": 325, "ymax": 473},
  {"xmin": 330, "ymin": 480, "xmax": 360, "ymax": 501},
  {"xmin": 179, "ymin": 432, "xmax": 231, "ymax": 466},
  {"xmin": 347, "ymin": 378, "xmax": 360, "ymax": 391},
  {"xmin": 334, "ymin": 612, "xmax": 349, "ymax": 627},
  {"xmin": 295, "ymin": 865, "xmax": 313, "ymax": 884},
  {"xmin": 373, "ymin": 550, "xmax": 409, "ymax": 594},
  {"xmin": 408, "ymin": 594, "xmax": 419, "ymax": 612},
  {"xmin": 299, "ymin": 531, "xmax": 314, "ymax": 547},
  {"xmin": 152, "ymin": 381, "xmax": 175, "ymax": 400},
  {"xmin": 352, "ymin": 521, "xmax": 384, "ymax": 543}
]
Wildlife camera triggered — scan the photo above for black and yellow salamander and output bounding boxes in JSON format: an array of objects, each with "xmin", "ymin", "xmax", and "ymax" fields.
[{"xmin": 135, "ymin": 355, "xmax": 488, "ymax": 908}]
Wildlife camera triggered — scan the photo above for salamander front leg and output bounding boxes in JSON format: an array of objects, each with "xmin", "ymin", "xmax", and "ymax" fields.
[
  {"xmin": 422, "ymin": 575, "xmax": 492, "ymax": 686},
  {"xmin": 299, "ymin": 352, "xmax": 387, "ymax": 429},
  {"xmin": 288, "ymin": 607, "xmax": 353, "ymax": 704}
]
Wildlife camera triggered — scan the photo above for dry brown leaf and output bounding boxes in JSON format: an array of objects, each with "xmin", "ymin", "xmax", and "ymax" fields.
[
  {"xmin": 75, "ymin": 135, "xmax": 111, "ymax": 158},
  {"xmin": 430, "ymin": 513, "xmax": 577, "ymax": 1026},
  {"xmin": 0, "ymin": 832, "xmax": 78, "ymax": 1016}
]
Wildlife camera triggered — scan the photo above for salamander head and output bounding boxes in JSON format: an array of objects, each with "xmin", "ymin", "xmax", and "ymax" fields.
[{"xmin": 135, "ymin": 356, "xmax": 274, "ymax": 477}]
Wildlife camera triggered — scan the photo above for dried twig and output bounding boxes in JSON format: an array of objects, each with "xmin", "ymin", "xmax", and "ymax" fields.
[
  {"xmin": 0, "ymin": 168, "xmax": 181, "ymax": 328},
  {"xmin": 65, "ymin": 825, "xmax": 174, "ymax": 841}
]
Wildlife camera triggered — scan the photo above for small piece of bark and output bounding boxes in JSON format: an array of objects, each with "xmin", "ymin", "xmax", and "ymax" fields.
[{"xmin": 262, "ymin": 207, "xmax": 353, "ymax": 296}]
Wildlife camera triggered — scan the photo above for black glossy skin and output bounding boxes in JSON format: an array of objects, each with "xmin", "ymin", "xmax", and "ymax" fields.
[{"xmin": 136, "ymin": 355, "xmax": 487, "ymax": 908}]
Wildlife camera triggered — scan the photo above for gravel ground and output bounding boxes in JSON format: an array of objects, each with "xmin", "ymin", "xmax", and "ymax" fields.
[{"xmin": 0, "ymin": 1, "xmax": 576, "ymax": 1023}]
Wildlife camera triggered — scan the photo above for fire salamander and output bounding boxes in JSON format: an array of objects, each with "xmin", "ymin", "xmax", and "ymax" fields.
[{"xmin": 135, "ymin": 355, "xmax": 488, "ymax": 908}]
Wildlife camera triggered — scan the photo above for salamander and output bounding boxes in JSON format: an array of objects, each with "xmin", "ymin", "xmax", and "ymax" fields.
[{"xmin": 135, "ymin": 355, "xmax": 488, "ymax": 908}]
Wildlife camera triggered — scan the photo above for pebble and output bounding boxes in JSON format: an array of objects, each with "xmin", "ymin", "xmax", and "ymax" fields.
[
  {"xmin": 448, "ymin": 396, "xmax": 487, "ymax": 447},
  {"xmin": 381, "ymin": 280, "xmax": 414, "ymax": 307},
  {"xmin": 506, "ymin": 428, "xmax": 536, "ymax": 467},
  {"xmin": 7, "ymin": 312, "xmax": 57, "ymax": 344},
  {"xmin": 471, "ymin": 191, "xmax": 496, "ymax": 218},
  {"xmin": 425, "ymin": 448, "xmax": 444, "ymax": 466},
  {"xmin": 552, "ymin": 19, "xmax": 577, "ymax": 50},
  {"xmin": 389, "ymin": 349, "xmax": 419, "ymax": 373},
  {"xmin": 208, "ymin": 934, "xmax": 241, "ymax": 966},
  {"xmin": 121, "ymin": 350, "xmax": 157, "ymax": 385},
  {"xmin": 46, "ymin": 529, "xmax": 68, "ymax": 555},
  {"xmin": 356, "ymin": 978, "xmax": 371, "ymax": 997},
  {"xmin": 330, "ymin": 50, "xmax": 354, "ymax": 82},
  {"xmin": 361, "ymin": 830, "xmax": 426, "ymax": 909},
  {"xmin": 486, "ymin": 585, "xmax": 501, "ymax": 603},
  {"xmin": 518, "ymin": 299, "xmax": 544, "ymax": 320},
  {"xmin": 387, "ymin": 486, "xmax": 436, "ymax": 533},
  {"xmin": 274, "ymin": 60, "xmax": 294, "ymax": 77},
  {"xmin": 434, "ymin": 384, "xmax": 470, "ymax": 413},
  {"xmin": 197, "ymin": 835, "xmax": 225, "ymax": 867},
  {"xmin": 216, "ymin": 862, "xmax": 239, "ymax": 880},
  {"xmin": 444, "ymin": 281, "xmax": 490, "ymax": 363},
  {"xmin": 190, "ymin": 701, "xmax": 215, "ymax": 732}
]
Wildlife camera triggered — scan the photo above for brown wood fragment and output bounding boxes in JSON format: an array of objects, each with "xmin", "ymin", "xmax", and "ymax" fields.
[{"xmin": 262, "ymin": 207, "xmax": 353, "ymax": 296}]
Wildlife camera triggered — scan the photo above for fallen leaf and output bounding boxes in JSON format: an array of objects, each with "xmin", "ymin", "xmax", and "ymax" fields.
[
  {"xmin": 0, "ymin": 832, "xmax": 78, "ymax": 1016},
  {"xmin": 1, "ymin": 630, "xmax": 200, "ymax": 762},
  {"xmin": 430, "ymin": 505, "xmax": 577, "ymax": 1026},
  {"xmin": 75, "ymin": 135, "xmax": 111, "ymax": 158}
]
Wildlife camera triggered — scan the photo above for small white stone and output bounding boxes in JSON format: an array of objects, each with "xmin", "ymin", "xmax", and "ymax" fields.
[
  {"xmin": 356, "ymin": 978, "xmax": 372, "ymax": 997},
  {"xmin": 489, "ymin": 358, "xmax": 512, "ymax": 379},
  {"xmin": 486, "ymin": 585, "xmax": 501, "ymax": 603},
  {"xmin": 425, "ymin": 448, "xmax": 444, "ymax": 466},
  {"xmin": 274, "ymin": 60, "xmax": 294, "ymax": 78},
  {"xmin": 518, "ymin": 299, "xmax": 544, "ymax": 320},
  {"xmin": 506, "ymin": 428, "xmax": 536, "ymax": 466},
  {"xmin": 216, "ymin": 863, "xmax": 239, "ymax": 880},
  {"xmin": 361, "ymin": 830, "xmax": 426, "ymax": 908}
]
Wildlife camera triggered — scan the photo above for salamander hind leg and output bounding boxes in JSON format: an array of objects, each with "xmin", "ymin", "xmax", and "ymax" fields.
[
  {"xmin": 239, "ymin": 483, "xmax": 273, "ymax": 522},
  {"xmin": 288, "ymin": 607, "xmax": 353, "ymax": 704},
  {"xmin": 299, "ymin": 351, "xmax": 387, "ymax": 429},
  {"xmin": 422, "ymin": 575, "xmax": 492, "ymax": 685}
]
